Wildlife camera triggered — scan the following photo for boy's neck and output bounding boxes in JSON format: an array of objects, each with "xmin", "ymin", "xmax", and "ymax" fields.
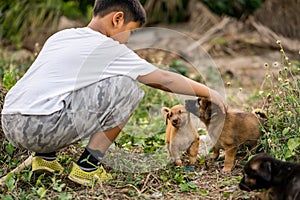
[{"xmin": 87, "ymin": 16, "xmax": 110, "ymax": 36}]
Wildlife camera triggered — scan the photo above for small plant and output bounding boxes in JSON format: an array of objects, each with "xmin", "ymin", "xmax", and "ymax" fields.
[
  {"xmin": 3, "ymin": 70, "xmax": 18, "ymax": 90},
  {"xmin": 259, "ymin": 40, "xmax": 300, "ymax": 161}
]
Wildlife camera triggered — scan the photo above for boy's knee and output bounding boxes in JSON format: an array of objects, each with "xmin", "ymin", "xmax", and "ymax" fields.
[{"xmin": 108, "ymin": 76, "xmax": 144, "ymax": 102}]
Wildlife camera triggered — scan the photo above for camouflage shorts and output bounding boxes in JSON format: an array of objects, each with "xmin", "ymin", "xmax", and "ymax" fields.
[{"xmin": 1, "ymin": 76, "xmax": 144, "ymax": 153}]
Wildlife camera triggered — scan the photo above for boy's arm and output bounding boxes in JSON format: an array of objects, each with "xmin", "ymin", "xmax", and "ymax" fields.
[{"xmin": 137, "ymin": 69, "xmax": 227, "ymax": 112}]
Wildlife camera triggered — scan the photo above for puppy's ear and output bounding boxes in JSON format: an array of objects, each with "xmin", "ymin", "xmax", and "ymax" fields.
[
  {"xmin": 198, "ymin": 97, "xmax": 207, "ymax": 106},
  {"xmin": 257, "ymin": 161, "xmax": 272, "ymax": 182},
  {"xmin": 161, "ymin": 107, "xmax": 170, "ymax": 125},
  {"xmin": 200, "ymin": 98, "xmax": 213, "ymax": 119},
  {"xmin": 200, "ymin": 98, "xmax": 212, "ymax": 109},
  {"xmin": 161, "ymin": 107, "xmax": 170, "ymax": 115},
  {"xmin": 197, "ymin": 98, "xmax": 201, "ymax": 105}
]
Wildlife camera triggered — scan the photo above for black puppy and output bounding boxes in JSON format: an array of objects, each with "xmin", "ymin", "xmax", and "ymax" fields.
[{"xmin": 239, "ymin": 152, "xmax": 300, "ymax": 200}]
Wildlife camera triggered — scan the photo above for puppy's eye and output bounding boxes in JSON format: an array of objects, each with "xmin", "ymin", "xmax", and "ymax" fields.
[
  {"xmin": 178, "ymin": 110, "xmax": 182, "ymax": 114},
  {"xmin": 169, "ymin": 113, "xmax": 173, "ymax": 117}
]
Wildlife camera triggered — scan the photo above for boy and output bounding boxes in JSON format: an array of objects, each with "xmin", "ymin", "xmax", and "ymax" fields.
[{"xmin": 1, "ymin": 0, "xmax": 226, "ymax": 186}]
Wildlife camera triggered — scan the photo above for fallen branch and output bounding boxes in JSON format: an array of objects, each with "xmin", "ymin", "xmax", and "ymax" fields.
[
  {"xmin": 186, "ymin": 17, "xmax": 231, "ymax": 53},
  {"xmin": 0, "ymin": 155, "xmax": 33, "ymax": 187},
  {"xmin": 249, "ymin": 17, "xmax": 300, "ymax": 52}
]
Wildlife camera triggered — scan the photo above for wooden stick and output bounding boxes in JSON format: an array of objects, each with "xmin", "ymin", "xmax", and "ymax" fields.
[
  {"xmin": 186, "ymin": 17, "xmax": 231, "ymax": 53},
  {"xmin": 249, "ymin": 17, "xmax": 300, "ymax": 52},
  {"xmin": 0, "ymin": 155, "xmax": 33, "ymax": 187}
]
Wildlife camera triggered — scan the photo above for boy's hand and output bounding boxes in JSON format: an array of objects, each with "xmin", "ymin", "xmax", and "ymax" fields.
[{"xmin": 208, "ymin": 89, "xmax": 228, "ymax": 114}]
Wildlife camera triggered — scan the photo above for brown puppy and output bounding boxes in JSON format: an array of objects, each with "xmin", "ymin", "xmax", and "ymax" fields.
[
  {"xmin": 185, "ymin": 98, "xmax": 266, "ymax": 172},
  {"xmin": 161, "ymin": 105, "xmax": 200, "ymax": 166},
  {"xmin": 239, "ymin": 153, "xmax": 300, "ymax": 200}
]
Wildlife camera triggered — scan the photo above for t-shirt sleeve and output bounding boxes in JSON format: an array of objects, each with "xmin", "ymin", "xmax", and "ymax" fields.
[{"xmin": 107, "ymin": 47, "xmax": 158, "ymax": 80}]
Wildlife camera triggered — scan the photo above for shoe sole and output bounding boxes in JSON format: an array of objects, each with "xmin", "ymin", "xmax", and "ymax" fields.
[{"xmin": 68, "ymin": 174, "xmax": 95, "ymax": 187}]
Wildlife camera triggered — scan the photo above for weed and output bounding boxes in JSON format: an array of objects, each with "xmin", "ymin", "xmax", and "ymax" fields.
[
  {"xmin": 259, "ymin": 40, "xmax": 300, "ymax": 161},
  {"xmin": 3, "ymin": 70, "xmax": 18, "ymax": 90}
]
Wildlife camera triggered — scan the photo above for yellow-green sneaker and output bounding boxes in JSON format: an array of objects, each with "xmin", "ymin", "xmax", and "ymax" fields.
[
  {"xmin": 32, "ymin": 156, "xmax": 64, "ymax": 174},
  {"xmin": 68, "ymin": 162, "xmax": 112, "ymax": 186}
]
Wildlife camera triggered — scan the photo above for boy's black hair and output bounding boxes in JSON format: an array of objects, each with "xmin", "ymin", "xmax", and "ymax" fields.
[{"xmin": 93, "ymin": 0, "xmax": 146, "ymax": 26}]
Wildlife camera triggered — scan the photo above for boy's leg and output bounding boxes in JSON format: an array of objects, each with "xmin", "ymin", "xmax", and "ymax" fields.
[
  {"xmin": 76, "ymin": 118, "xmax": 128, "ymax": 171},
  {"xmin": 1, "ymin": 113, "xmax": 67, "ymax": 174},
  {"xmin": 35, "ymin": 152, "xmax": 57, "ymax": 161},
  {"xmin": 68, "ymin": 76, "xmax": 144, "ymax": 185},
  {"xmin": 68, "ymin": 121, "xmax": 130, "ymax": 186},
  {"xmin": 88, "ymin": 119, "xmax": 127, "ymax": 154}
]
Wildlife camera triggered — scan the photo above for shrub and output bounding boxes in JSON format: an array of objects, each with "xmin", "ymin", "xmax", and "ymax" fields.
[{"xmin": 259, "ymin": 41, "xmax": 300, "ymax": 162}]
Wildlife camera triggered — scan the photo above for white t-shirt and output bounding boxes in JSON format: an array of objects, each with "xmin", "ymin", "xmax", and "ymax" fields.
[{"xmin": 2, "ymin": 27, "xmax": 157, "ymax": 115}]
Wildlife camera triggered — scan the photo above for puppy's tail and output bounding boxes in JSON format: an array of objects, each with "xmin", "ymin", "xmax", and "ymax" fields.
[{"xmin": 252, "ymin": 109, "xmax": 267, "ymax": 120}]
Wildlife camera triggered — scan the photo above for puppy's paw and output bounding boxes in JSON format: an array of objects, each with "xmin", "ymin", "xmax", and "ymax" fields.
[
  {"xmin": 210, "ymin": 153, "xmax": 219, "ymax": 160},
  {"xmin": 175, "ymin": 159, "xmax": 183, "ymax": 166},
  {"xmin": 221, "ymin": 166, "xmax": 233, "ymax": 173},
  {"xmin": 189, "ymin": 157, "xmax": 197, "ymax": 165}
]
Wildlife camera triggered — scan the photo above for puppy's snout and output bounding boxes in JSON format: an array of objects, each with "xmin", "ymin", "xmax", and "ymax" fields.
[
  {"xmin": 239, "ymin": 176, "xmax": 254, "ymax": 192},
  {"xmin": 172, "ymin": 118, "xmax": 180, "ymax": 126},
  {"xmin": 239, "ymin": 181, "xmax": 252, "ymax": 192},
  {"xmin": 185, "ymin": 100, "xmax": 196, "ymax": 110},
  {"xmin": 185, "ymin": 99, "xmax": 200, "ymax": 117}
]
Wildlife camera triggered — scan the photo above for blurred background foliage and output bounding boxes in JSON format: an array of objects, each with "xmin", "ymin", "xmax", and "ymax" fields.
[
  {"xmin": 0, "ymin": 0, "xmax": 94, "ymax": 48},
  {"xmin": 200, "ymin": 0, "xmax": 264, "ymax": 20},
  {"xmin": 0, "ymin": 0, "xmax": 265, "ymax": 49}
]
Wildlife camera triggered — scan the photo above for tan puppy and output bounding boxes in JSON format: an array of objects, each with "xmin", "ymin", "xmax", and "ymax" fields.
[
  {"xmin": 161, "ymin": 105, "xmax": 200, "ymax": 166},
  {"xmin": 185, "ymin": 98, "xmax": 266, "ymax": 172}
]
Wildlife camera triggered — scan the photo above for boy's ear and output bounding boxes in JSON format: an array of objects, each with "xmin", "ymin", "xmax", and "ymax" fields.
[{"xmin": 112, "ymin": 11, "xmax": 125, "ymax": 28}]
